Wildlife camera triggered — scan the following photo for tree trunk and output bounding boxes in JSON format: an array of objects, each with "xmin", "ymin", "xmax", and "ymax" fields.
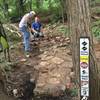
[
  {"xmin": 60, "ymin": 0, "xmax": 68, "ymax": 23},
  {"xmin": 29, "ymin": 0, "xmax": 32, "ymax": 11},
  {"xmin": 60, "ymin": 0, "xmax": 65, "ymax": 23},
  {"xmin": 19, "ymin": 0, "xmax": 25, "ymax": 16},
  {"xmin": 67, "ymin": 0, "xmax": 100, "ymax": 100},
  {"xmin": 3, "ymin": 0, "xmax": 9, "ymax": 19}
]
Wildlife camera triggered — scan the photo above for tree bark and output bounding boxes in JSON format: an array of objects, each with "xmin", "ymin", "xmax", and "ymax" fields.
[
  {"xmin": 2, "ymin": 0, "xmax": 9, "ymax": 19},
  {"xmin": 18, "ymin": 0, "xmax": 25, "ymax": 16},
  {"xmin": 67, "ymin": 0, "xmax": 100, "ymax": 100},
  {"xmin": 60, "ymin": 0, "xmax": 68, "ymax": 23},
  {"xmin": 60, "ymin": 0, "xmax": 65, "ymax": 23},
  {"xmin": 29, "ymin": 0, "xmax": 32, "ymax": 11}
]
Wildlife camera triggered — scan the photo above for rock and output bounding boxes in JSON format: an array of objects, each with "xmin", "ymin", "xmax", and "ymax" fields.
[
  {"xmin": 40, "ymin": 68, "xmax": 49, "ymax": 73},
  {"xmin": 43, "ymin": 51, "xmax": 48, "ymax": 55},
  {"xmin": 50, "ymin": 72, "xmax": 61, "ymax": 78},
  {"xmin": 66, "ymin": 77, "xmax": 71, "ymax": 83},
  {"xmin": 43, "ymin": 84, "xmax": 66, "ymax": 96},
  {"xmin": 51, "ymin": 39, "xmax": 56, "ymax": 44},
  {"xmin": 41, "ymin": 56, "xmax": 53, "ymax": 61},
  {"xmin": 10, "ymin": 45, "xmax": 15, "ymax": 49},
  {"xmin": 36, "ymin": 82, "xmax": 45, "ymax": 88},
  {"xmin": 20, "ymin": 58, "xmax": 27, "ymax": 62},
  {"xmin": 65, "ymin": 37, "xmax": 70, "ymax": 41},
  {"xmin": 50, "ymin": 57, "xmax": 64, "ymax": 64},
  {"xmin": 52, "ymin": 45, "xmax": 58, "ymax": 49},
  {"xmin": 70, "ymin": 72, "xmax": 75, "ymax": 79},
  {"xmin": 39, "ymin": 61, "xmax": 50, "ymax": 66},
  {"xmin": 56, "ymin": 36, "xmax": 60, "ymax": 40},
  {"xmin": 13, "ymin": 89, "xmax": 18, "ymax": 97},
  {"xmin": 48, "ymin": 78, "xmax": 60, "ymax": 84}
]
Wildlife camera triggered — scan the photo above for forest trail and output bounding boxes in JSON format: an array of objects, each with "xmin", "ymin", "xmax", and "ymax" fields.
[
  {"xmin": 8, "ymin": 34, "xmax": 73, "ymax": 96},
  {"xmin": 0, "ymin": 23, "xmax": 76, "ymax": 100},
  {"xmin": 0, "ymin": 24, "xmax": 100, "ymax": 100}
]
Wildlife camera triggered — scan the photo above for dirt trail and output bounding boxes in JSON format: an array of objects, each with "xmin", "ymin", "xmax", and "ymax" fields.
[
  {"xmin": 7, "ymin": 35, "xmax": 100, "ymax": 99},
  {"xmin": 6, "ymin": 35, "xmax": 72, "ymax": 97},
  {"xmin": 0, "ymin": 23, "xmax": 100, "ymax": 100}
]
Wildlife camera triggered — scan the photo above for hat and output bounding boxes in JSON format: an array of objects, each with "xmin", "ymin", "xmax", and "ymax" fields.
[{"xmin": 29, "ymin": 11, "xmax": 36, "ymax": 16}]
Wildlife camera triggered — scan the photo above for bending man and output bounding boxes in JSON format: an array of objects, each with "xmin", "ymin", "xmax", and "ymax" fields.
[{"xmin": 19, "ymin": 11, "xmax": 36, "ymax": 57}]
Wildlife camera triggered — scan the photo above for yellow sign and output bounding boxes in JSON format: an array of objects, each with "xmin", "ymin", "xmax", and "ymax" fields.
[{"xmin": 80, "ymin": 56, "xmax": 89, "ymax": 62}]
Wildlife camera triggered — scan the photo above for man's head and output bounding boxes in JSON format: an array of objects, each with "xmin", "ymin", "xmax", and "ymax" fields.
[
  {"xmin": 29, "ymin": 11, "xmax": 36, "ymax": 18},
  {"xmin": 34, "ymin": 17, "xmax": 40, "ymax": 22}
]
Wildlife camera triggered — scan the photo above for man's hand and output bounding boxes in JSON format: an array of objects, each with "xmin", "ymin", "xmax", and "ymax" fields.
[{"xmin": 31, "ymin": 28, "xmax": 38, "ymax": 34}]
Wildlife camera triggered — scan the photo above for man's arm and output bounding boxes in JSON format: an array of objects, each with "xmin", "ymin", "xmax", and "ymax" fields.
[
  {"xmin": 31, "ymin": 28, "xmax": 38, "ymax": 33},
  {"xmin": 40, "ymin": 26, "xmax": 43, "ymax": 33},
  {"xmin": 31, "ymin": 23, "xmax": 38, "ymax": 33}
]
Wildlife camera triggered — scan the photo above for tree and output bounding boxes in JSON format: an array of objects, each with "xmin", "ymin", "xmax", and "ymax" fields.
[
  {"xmin": 59, "ymin": 0, "xmax": 67, "ymax": 23},
  {"xmin": 36, "ymin": 0, "xmax": 43, "ymax": 10},
  {"xmin": 29, "ymin": 0, "xmax": 32, "ymax": 11},
  {"xmin": 66, "ymin": 0, "xmax": 100, "ymax": 100},
  {"xmin": 15, "ymin": 0, "xmax": 27, "ymax": 17}
]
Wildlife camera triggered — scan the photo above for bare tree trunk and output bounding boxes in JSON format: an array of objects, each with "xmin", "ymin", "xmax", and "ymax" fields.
[
  {"xmin": 18, "ymin": 0, "xmax": 25, "ymax": 16},
  {"xmin": 3, "ymin": 0, "xmax": 9, "ymax": 19},
  {"xmin": 29, "ymin": 0, "xmax": 32, "ymax": 11},
  {"xmin": 60, "ymin": 0, "xmax": 68, "ymax": 23},
  {"xmin": 67, "ymin": 0, "xmax": 100, "ymax": 99},
  {"xmin": 60, "ymin": 0, "xmax": 65, "ymax": 23}
]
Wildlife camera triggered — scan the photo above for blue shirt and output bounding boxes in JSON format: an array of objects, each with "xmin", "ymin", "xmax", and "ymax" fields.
[{"xmin": 32, "ymin": 22, "xmax": 41, "ymax": 32}]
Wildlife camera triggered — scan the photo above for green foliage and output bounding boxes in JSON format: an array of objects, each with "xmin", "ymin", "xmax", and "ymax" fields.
[
  {"xmin": 70, "ymin": 88, "xmax": 78, "ymax": 97},
  {"xmin": 92, "ymin": 20, "xmax": 100, "ymax": 39},
  {"xmin": 0, "ymin": 0, "xmax": 61, "ymax": 22},
  {"xmin": 58, "ymin": 25, "xmax": 69, "ymax": 36},
  {"xmin": 65, "ymin": 87, "xmax": 78, "ymax": 97},
  {"xmin": 0, "ymin": 60, "xmax": 17, "ymax": 72},
  {"xmin": 0, "ymin": 0, "xmax": 99, "ymax": 23},
  {"xmin": 92, "ymin": 7, "xmax": 100, "ymax": 14},
  {"xmin": 0, "ymin": 12, "xmax": 5, "ymax": 21},
  {"xmin": 95, "ymin": 0, "xmax": 100, "ymax": 3},
  {"xmin": 92, "ymin": 26, "xmax": 100, "ymax": 38}
]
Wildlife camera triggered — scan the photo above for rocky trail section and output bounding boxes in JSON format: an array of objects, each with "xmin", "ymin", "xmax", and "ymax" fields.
[{"xmin": 0, "ymin": 35, "xmax": 75, "ymax": 99}]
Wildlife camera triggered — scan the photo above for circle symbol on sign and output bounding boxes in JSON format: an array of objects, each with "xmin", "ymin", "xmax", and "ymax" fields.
[{"xmin": 80, "ymin": 62, "xmax": 88, "ymax": 68}]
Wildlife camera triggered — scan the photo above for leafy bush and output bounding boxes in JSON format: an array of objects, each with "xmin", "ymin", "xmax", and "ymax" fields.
[{"xmin": 92, "ymin": 20, "xmax": 100, "ymax": 39}]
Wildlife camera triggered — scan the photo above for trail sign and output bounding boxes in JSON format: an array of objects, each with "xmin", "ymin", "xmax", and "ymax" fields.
[{"xmin": 80, "ymin": 37, "xmax": 89, "ymax": 100}]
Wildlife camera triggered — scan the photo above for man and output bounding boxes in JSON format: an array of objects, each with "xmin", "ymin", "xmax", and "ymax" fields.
[
  {"xmin": 31, "ymin": 16, "xmax": 44, "ymax": 39},
  {"xmin": 19, "ymin": 11, "xmax": 36, "ymax": 57}
]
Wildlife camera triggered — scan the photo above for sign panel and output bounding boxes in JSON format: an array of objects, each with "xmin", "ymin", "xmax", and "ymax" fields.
[{"xmin": 80, "ymin": 37, "xmax": 89, "ymax": 100}]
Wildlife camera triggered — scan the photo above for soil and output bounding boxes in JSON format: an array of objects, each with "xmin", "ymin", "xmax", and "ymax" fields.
[{"xmin": 0, "ymin": 24, "xmax": 100, "ymax": 100}]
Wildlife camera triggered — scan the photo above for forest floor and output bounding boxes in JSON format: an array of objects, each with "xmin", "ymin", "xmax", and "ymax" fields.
[{"xmin": 0, "ymin": 23, "xmax": 100, "ymax": 100}]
